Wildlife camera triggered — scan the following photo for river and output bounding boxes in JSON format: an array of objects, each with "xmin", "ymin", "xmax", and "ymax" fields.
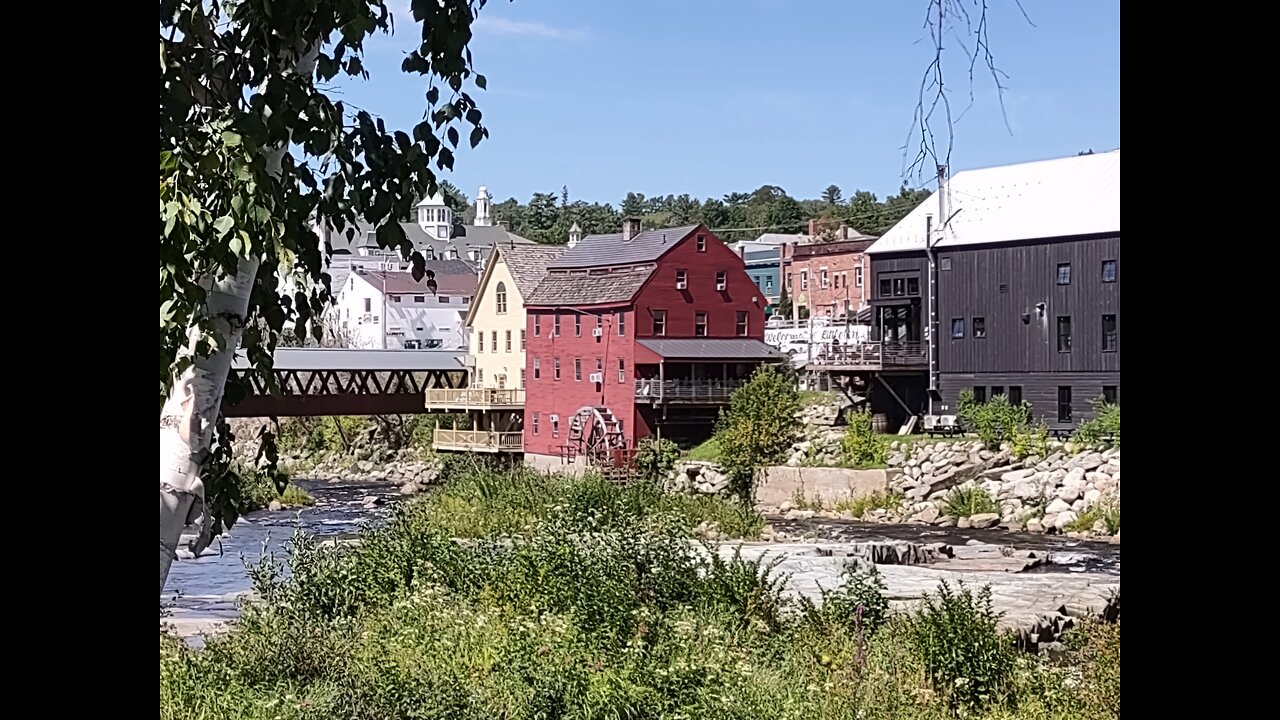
[{"xmin": 162, "ymin": 479, "xmax": 1120, "ymax": 643}]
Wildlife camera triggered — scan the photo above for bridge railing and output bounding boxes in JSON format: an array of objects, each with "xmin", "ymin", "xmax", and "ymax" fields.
[
  {"xmin": 424, "ymin": 388, "xmax": 525, "ymax": 408},
  {"xmin": 433, "ymin": 429, "xmax": 524, "ymax": 452}
]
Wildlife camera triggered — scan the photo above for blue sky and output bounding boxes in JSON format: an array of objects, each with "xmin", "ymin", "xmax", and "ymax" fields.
[{"xmin": 345, "ymin": 0, "xmax": 1119, "ymax": 205}]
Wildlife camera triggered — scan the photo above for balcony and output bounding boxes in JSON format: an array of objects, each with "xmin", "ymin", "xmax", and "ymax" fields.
[
  {"xmin": 424, "ymin": 388, "xmax": 525, "ymax": 410},
  {"xmin": 634, "ymin": 379, "xmax": 745, "ymax": 404},
  {"xmin": 432, "ymin": 428, "xmax": 524, "ymax": 453},
  {"xmin": 805, "ymin": 341, "xmax": 928, "ymax": 371}
]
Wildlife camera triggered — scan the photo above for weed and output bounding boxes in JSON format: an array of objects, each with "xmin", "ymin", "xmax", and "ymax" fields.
[
  {"xmin": 1066, "ymin": 498, "xmax": 1120, "ymax": 534},
  {"xmin": 907, "ymin": 581, "xmax": 1017, "ymax": 712},
  {"xmin": 836, "ymin": 489, "xmax": 906, "ymax": 518},
  {"xmin": 940, "ymin": 486, "xmax": 998, "ymax": 518},
  {"xmin": 842, "ymin": 408, "xmax": 889, "ymax": 468}
]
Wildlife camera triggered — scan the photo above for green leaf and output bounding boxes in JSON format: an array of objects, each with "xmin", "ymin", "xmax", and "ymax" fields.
[
  {"xmin": 213, "ymin": 216, "xmax": 235, "ymax": 238},
  {"xmin": 222, "ymin": 130, "xmax": 242, "ymax": 147},
  {"xmin": 475, "ymin": 73, "xmax": 487, "ymax": 90}
]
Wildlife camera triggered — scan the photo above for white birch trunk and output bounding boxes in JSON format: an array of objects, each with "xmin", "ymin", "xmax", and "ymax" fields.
[{"xmin": 159, "ymin": 43, "xmax": 319, "ymax": 596}]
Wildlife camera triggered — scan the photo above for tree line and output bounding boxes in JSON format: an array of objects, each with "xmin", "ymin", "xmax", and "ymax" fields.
[{"xmin": 439, "ymin": 181, "xmax": 932, "ymax": 245}]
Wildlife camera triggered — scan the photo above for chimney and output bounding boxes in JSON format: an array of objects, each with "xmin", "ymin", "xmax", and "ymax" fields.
[
  {"xmin": 737, "ymin": 244, "xmax": 745, "ymax": 259},
  {"xmin": 568, "ymin": 221, "xmax": 582, "ymax": 249},
  {"xmin": 622, "ymin": 217, "xmax": 641, "ymax": 243}
]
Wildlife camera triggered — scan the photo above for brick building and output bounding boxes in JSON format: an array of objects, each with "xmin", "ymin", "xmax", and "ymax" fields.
[
  {"xmin": 782, "ymin": 227, "xmax": 878, "ymax": 321},
  {"xmin": 522, "ymin": 219, "xmax": 780, "ymax": 474}
]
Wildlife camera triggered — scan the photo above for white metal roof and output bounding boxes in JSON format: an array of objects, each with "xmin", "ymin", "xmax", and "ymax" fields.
[
  {"xmin": 232, "ymin": 348, "xmax": 465, "ymax": 371},
  {"xmin": 866, "ymin": 149, "xmax": 1120, "ymax": 254}
]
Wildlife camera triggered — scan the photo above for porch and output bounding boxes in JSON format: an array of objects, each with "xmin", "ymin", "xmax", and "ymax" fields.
[
  {"xmin": 432, "ymin": 429, "xmax": 524, "ymax": 452},
  {"xmin": 633, "ymin": 338, "xmax": 783, "ymax": 406},
  {"xmin": 424, "ymin": 388, "xmax": 525, "ymax": 410},
  {"xmin": 805, "ymin": 340, "xmax": 928, "ymax": 371}
]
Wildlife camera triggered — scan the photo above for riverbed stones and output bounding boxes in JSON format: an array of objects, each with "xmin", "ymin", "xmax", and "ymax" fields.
[{"xmin": 969, "ymin": 512, "xmax": 1001, "ymax": 529}]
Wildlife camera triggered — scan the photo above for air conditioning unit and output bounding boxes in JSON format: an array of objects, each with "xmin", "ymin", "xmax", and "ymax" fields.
[
  {"xmin": 588, "ymin": 372, "xmax": 603, "ymax": 383},
  {"xmin": 675, "ymin": 281, "xmax": 688, "ymax": 290},
  {"xmin": 592, "ymin": 327, "xmax": 603, "ymax": 337},
  {"xmin": 716, "ymin": 282, "xmax": 727, "ymax": 291}
]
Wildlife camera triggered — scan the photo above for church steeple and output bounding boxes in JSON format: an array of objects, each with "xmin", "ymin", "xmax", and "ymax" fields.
[{"xmin": 475, "ymin": 185, "xmax": 493, "ymax": 227}]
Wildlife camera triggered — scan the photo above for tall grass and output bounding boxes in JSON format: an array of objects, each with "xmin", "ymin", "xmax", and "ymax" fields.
[{"xmin": 161, "ymin": 466, "xmax": 1119, "ymax": 720}]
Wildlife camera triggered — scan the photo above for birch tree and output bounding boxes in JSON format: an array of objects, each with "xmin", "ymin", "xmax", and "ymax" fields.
[{"xmin": 159, "ymin": 0, "xmax": 492, "ymax": 595}]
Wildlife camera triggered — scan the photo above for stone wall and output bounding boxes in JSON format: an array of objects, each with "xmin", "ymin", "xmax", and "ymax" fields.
[
  {"xmin": 754, "ymin": 466, "xmax": 888, "ymax": 508},
  {"xmin": 887, "ymin": 439, "xmax": 1120, "ymax": 538}
]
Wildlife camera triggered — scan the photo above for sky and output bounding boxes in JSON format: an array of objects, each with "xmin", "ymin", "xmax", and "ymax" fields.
[{"xmin": 342, "ymin": 0, "xmax": 1120, "ymax": 205}]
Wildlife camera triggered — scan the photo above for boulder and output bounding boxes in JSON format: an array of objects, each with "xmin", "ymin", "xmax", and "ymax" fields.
[
  {"xmin": 957, "ymin": 516, "xmax": 972, "ymax": 529},
  {"xmin": 1053, "ymin": 510, "xmax": 1078, "ymax": 531},
  {"xmin": 914, "ymin": 505, "xmax": 940, "ymax": 524},
  {"xmin": 1001, "ymin": 468, "xmax": 1036, "ymax": 484},
  {"xmin": 969, "ymin": 513, "xmax": 1001, "ymax": 529},
  {"xmin": 1045, "ymin": 498, "xmax": 1072, "ymax": 515},
  {"xmin": 1025, "ymin": 520, "xmax": 1045, "ymax": 533}
]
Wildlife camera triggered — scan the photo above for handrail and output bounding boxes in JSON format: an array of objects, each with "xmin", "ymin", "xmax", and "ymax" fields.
[
  {"xmin": 633, "ymin": 378, "xmax": 745, "ymax": 401},
  {"xmin": 805, "ymin": 340, "xmax": 928, "ymax": 367},
  {"xmin": 433, "ymin": 428, "xmax": 524, "ymax": 450},
  {"xmin": 424, "ymin": 388, "xmax": 525, "ymax": 406}
]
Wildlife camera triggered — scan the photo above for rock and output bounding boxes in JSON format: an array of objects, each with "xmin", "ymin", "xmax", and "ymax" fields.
[
  {"xmin": 888, "ymin": 452, "xmax": 906, "ymax": 466},
  {"xmin": 1025, "ymin": 520, "xmax": 1045, "ymax": 533},
  {"xmin": 1082, "ymin": 489, "xmax": 1102, "ymax": 507},
  {"xmin": 1068, "ymin": 452, "xmax": 1105, "ymax": 471},
  {"xmin": 1009, "ymin": 480, "xmax": 1042, "ymax": 500},
  {"xmin": 1091, "ymin": 519, "xmax": 1109, "ymax": 535},
  {"xmin": 1109, "ymin": 530, "xmax": 1120, "ymax": 545},
  {"xmin": 914, "ymin": 505, "xmax": 940, "ymax": 524},
  {"xmin": 1045, "ymin": 498, "xmax": 1072, "ymax": 515},
  {"xmin": 957, "ymin": 516, "xmax": 972, "ymax": 529},
  {"xmin": 779, "ymin": 500, "xmax": 794, "ymax": 513},
  {"xmin": 969, "ymin": 513, "xmax": 1001, "ymax": 529},
  {"xmin": 267, "ymin": 500, "xmax": 283, "ymax": 512},
  {"xmin": 1053, "ymin": 510, "xmax": 1078, "ymax": 531},
  {"xmin": 399, "ymin": 482, "xmax": 418, "ymax": 496},
  {"xmin": 1001, "ymin": 468, "xmax": 1036, "ymax": 484}
]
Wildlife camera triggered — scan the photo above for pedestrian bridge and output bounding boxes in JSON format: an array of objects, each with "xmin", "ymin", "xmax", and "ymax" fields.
[{"xmin": 222, "ymin": 348, "xmax": 468, "ymax": 418}]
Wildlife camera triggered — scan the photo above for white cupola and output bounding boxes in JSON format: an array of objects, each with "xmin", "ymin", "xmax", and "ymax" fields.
[
  {"xmin": 475, "ymin": 185, "xmax": 493, "ymax": 227},
  {"xmin": 416, "ymin": 191, "xmax": 452, "ymax": 238}
]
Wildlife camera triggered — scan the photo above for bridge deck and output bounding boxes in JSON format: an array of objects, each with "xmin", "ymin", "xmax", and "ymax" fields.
[{"xmin": 232, "ymin": 348, "xmax": 464, "ymax": 371}]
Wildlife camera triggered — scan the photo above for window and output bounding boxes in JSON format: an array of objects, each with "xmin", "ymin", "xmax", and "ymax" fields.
[
  {"xmin": 991, "ymin": 385, "xmax": 1004, "ymax": 398},
  {"xmin": 1102, "ymin": 386, "xmax": 1118, "ymax": 405},
  {"xmin": 676, "ymin": 270, "xmax": 688, "ymax": 286},
  {"xmin": 973, "ymin": 317, "xmax": 986, "ymax": 339},
  {"xmin": 736, "ymin": 311, "xmax": 749, "ymax": 336},
  {"xmin": 765, "ymin": 278, "xmax": 773, "ymax": 291},
  {"xmin": 553, "ymin": 314, "xmax": 561, "ymax": 337},
  {"xmin": 520, "ymin": 368, "xmax": 525, "ymax": 388},
  {"xmin": 973, "ymin": 386, "xmax": 987, "ymax": 403},
  {"xmin": 553, "ymin": 358, "xmax": 561, "ymax": 380},
  {"xmin": 595, "ymin": 316, "xmax": 603, "ymax": 337},
  {"xmin": 364, "ymin": 298, "xmax": 372, "ymax": 313},
  {"xmin": 495, "ymin": 282, "xmax": 507, "ymax": 314},
  {"xmin": 1057, "ymin": 316, "xmax": 1072, "ymax": 352},
  {"xmin": 878, "ymin": 278, "xmax": 891, "ymax": 297},
  {"xmin": 552, "ymin": 416, "xmax": 559, "ymax": 438},
  {"xmin": 462, "ymin": 297, "xmax": 469, "ymax": 304},
  {"xmin": 532, "ymin": 412, "xmax": 539, "ymax": 435},
  {"xmin": 477, "ymin": 369, "xmax": 483, "ymax": 385},
  {"xmin": 821, "ymin": 269, "xmax": 830, "ymax": 288},
  {"xmin": 907, "ymin": 277, "xmax": 920, "ymax": 296},
  {"xmin": 697, "ymin": 234, "xmax": 707, "ymax": 252},
  {"xmin": 695, "ymin": 312, "xmax": 708, "ymax": 337},
  {"xmin": 533, "ymin": 358, "xmax": 541, "ymax": 379},
  {"xmin": 413, "ymin": 295, "xmax": 425, "ymax": 303},
  {"xmin": 716, "ymin": 271, "xmax": 727, "ymax": 288},
  {"xmin": 477, "ymin": 332, "xmax": 484, "ymax": 353},
  {"xmin": 801, "ymin": 271, "xmax": 809, "ymax": 290},
  {"xmin": 951, "ymin": 318, "xmax": 965, "ymax": 339},
  {"xmin": 596, "ymin": 358, "xmax": 603, "ymax": 373},
  {"xmin": 892, "ymin": 278, "xmax": 905, "ymax": 296},
  {"xmin": 787, "ymin": 273, "xmax": 794, "ymax": 290},
  {"xmin": 1057, "ymin": 386, "xmax": 1073, "ymax": 423},
  {"xmin": 439, "ymin": 296, "xmax": 451, "ymax": 304},
  {"xmin": 1102, "ymin": 314, "xmax": 1118, "ymax": 352},
  {"xmin": 653, "ymin": 310, "xmax": 667, "ymax": 336},
  {"xmin": 534, "ymin": 315, "xmax": 542, "ymax": 337},
  {"xmin": 490, "ymin": 331, "xmax": 497, "ymax": 353},
  {"xmin": 940, "ymin": 257, "xmax": 952, "ymax": 271},
  {"xmin": 1102, "ymin": 260, "xmax": 1117, "ymax": 283},
  {"xmin": 1008, "ymin": 386, "xmax": 1022, "ymax": 405},
  {"xmin": 618, "ymin": 358, "xmax": 626, "ymax": 383},
  {"xmin": 618, "ymin": 311, "xmax": 626, "ymax": 336},
  {"xmin": 574, "ymin": 358, "xmax": 582, "ymax": 381},
  {"xmin": 1056, "ymin": 263, "xmax": 1072, "ymax": 285},
  {"xmin": 505, "ymin": 330, "xmax": 512, "ymax": 352},
  {"xmin": 437, "ymin": 225, "xmax": 449, "ymax": 238},
  {"xmin": 574, "ymin": 315, "xmax": 582, "ymax": 337},
  {"xmin": 855, "ymin": 266, "xmax": 863, "ymax": 287},
  {"xmin": 520, "ymin": 330, "xmax": 526, "ymax": 350}
]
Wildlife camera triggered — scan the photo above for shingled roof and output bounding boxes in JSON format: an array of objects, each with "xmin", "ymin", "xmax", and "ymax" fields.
[
  {"xmin": 549, "ymin": 224, "xmax": 702, "ymax": 270},
  {"xmin": 499, "ymin": 244, "xmax": 568, "ymax": 298},
  {"xmin": 525, "ymin": 268, "xmax": 654, "ymax": 307}
]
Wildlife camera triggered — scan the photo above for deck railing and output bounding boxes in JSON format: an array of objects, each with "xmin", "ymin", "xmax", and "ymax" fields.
[
  {"xmin": 805, "ymin": 341, "xmax": 929, "ymax": 368},
  {"xmin": 424, "ymin": 388, "xmax": 525, "ymax": 407},
  {"xmin": 432, "ymin": 428, "xmax": 524, "ymax": 452},
  {"xmin": 633, "ymin": 379, "xmax": 745, "ymax": 402}
]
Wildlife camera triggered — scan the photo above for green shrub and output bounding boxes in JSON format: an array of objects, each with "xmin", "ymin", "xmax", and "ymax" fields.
[
  {"xmin": 940, "ymin": 485, "xmax": 998, "ymax": 518},
  {"xmin": 842, "ymin": 408, "xmax": 888, "ymax": 468},
  {"xmin": 957, "ymin": 390, "xmax": 1035, "ymax": 448},
  {"xmin": 684, "ymin": 435, "xmax": 722, "ymax": 462},
  {"xmin": 836, "ymin": 489, "xmax": 905, "ymax": 518},
  {"xmin": 906, "ymin": 581, "xmax": 1017, "ymax": 712},
  {"xmin": 805, "ymin": 565, "xmax": 891, "ymax": 639},
  {"xmin": 1073, "ymin": 398, "xmax": 1120, "ymax": 448},
  {"xmin": 1064, "ymin": 619, "xmax": 1121, "ymax": 719},
  {"xmin": 716, "ymin": 365, "xmax": 802, "ymax": 498},
  {"xmin": 634, "ymin": 436, "xmax": 680, "ymax": 481},
  {"xmin": 1009, "ymin": 422, "xmax": 1050, "ymax": 461},
  {"xmin": 1066, "ymin": 497, "xmax": 1120, "ymax": 534}
]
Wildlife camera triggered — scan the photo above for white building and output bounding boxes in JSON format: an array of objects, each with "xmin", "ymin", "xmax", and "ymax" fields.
[{"xmin": 334, "ymin": 264, "xmax": 480, "ymax": 350}]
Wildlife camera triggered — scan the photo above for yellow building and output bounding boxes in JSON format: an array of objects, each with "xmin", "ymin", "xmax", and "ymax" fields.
[{"xmin": 424, "ymin": 243, "xmax": 566, "ymax": 453}]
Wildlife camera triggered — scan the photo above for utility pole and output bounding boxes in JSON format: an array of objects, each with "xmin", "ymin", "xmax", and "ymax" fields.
[
  {"xmin": 380, "ymin": 269, "xmax": 387, "ymax": 349},
  {"xmin": 925, "ymin": 164, "xmax": 946, "ymax": 415}
]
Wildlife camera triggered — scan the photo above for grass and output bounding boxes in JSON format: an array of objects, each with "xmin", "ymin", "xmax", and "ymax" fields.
[
  {"xmin": 685, "ymin": 434, "xmax": 724, "ymax": 462},
  {"xmin": 235, "ymin": 466, "xmax": 315, "ymax": 512},
  {"xmin": 1066, "ymin": 498, "xmax": 1120, "ymax": 534},
  {"xmin": 836, "ymin": 488, "xmax": 906, "ymax": 518},
  {"xmin": 161, "ymin": 466, "xmax": 1120, "ymax": 720},
  {"xmin": 940, "ymin": 486, "xmax": 999, "ymax": 518}
]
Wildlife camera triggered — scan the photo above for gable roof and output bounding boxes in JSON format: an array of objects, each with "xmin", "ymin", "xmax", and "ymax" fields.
[
  {"xmin": 353, "ymin": 268, "xmax": 478, "ymax": 296},
  {"xmin": 635, "ymin": 338, "xmax": 783, "ymax": 362},
  {"xmin": 867, "ymin": 149, "xmax": 1120, "ymax": 254},
  {"xmin": 500, "ymin": 244, "xmax": 569, "ymax": 298},
  {"xmin": 525, "ymin": 267, "xmax": 655, "ymax": 307},
  {"xmin": 549, "ymin": 224, "xmax": 702, "ymax": 269},
  {"xmin": 327, "ymin": 222, "xmax": 533, "ymax": 255}
]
